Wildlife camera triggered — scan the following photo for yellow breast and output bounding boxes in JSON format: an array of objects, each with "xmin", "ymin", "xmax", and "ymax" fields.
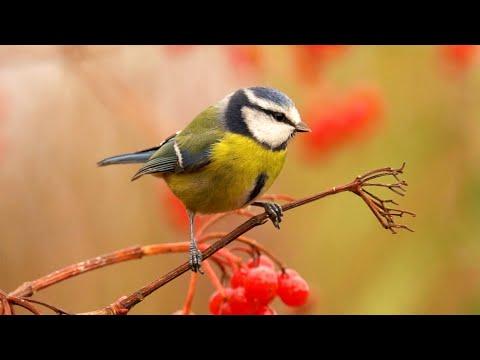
[{"xmin": 164, "ymin": 133, "xmax": 287, "ymax": 214}]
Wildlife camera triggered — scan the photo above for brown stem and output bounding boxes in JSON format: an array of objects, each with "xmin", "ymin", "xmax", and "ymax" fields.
[
  {"xmin": 8, "ymin": 297, "xmax": 41, "ymax": 315},
  {"xmin": 20, "ymin": 297, "xmax": 71, "ymax": 315}
]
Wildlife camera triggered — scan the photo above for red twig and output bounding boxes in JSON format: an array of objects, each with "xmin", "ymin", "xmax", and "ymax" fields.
[
  {"xmin": 181, "ymin": 272, "xmax": 198, "ymax": 315},
  {"xmin": 203, "ymin": 260, "xmax": 225, "ymax": 294}
]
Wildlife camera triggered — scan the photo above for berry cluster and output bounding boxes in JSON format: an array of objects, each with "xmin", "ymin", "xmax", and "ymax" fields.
[
  {"xmin": 293, "ymin": 45, "xmax": 349, "ymax": 85},
  {"xmin": 301, "ymin": 86, "xmax": 383, "ymax": 159},
  {"xmin": 209, "ymin": 256, "xmax": 310, "ymax": 315}
]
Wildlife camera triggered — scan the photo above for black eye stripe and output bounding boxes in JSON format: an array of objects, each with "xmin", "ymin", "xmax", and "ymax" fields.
[{"xmin": 246, "ymin": 105, "xmax": 295, "ymax": 127}]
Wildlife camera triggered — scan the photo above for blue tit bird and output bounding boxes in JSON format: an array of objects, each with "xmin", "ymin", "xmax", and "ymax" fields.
[{"xmin": 97, "ymin": 86, "xmax": 310, "ymax": 273}]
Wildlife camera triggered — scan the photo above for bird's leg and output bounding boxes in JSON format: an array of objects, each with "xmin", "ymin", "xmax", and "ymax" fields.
[
  {"xmin": 250, "ymin": 201, "xmax": 283, "ymax": 229},
  {"xmin": 187, "ymin": 210, "xmax": 203, "ymax": 274}
]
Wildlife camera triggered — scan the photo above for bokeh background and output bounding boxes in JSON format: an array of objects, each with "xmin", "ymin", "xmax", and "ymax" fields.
[{"xmin": 1, "ymin": 45, "xmax": 479, "ymax": 314}]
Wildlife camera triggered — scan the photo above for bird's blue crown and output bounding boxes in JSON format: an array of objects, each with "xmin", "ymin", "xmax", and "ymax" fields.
[{"xmin": 248, "ymin": 86, "xmax": 294, "ymax": 108}]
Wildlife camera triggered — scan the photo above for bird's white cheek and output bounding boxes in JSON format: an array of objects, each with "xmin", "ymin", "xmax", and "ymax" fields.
[{"xmin": 242, "ymin": 107, "xmax": 295, "ymax": 148}]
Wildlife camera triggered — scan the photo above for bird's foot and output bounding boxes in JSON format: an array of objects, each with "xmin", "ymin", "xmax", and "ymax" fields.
[
  {"xmin": 252, "ymin": 201, "xmax": 283, "ymax": 229},
  {"xmin": 189, "ymin": 247, "xmax": 204, "ymax": 274}
]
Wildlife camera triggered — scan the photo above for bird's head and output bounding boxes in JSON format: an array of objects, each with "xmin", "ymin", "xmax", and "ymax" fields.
[{"xmin": 219, "ymin": 87, "xmax": 310, "ymax": 150}]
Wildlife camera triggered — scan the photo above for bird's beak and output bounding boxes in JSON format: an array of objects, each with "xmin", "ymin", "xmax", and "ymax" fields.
[{"xmin": 295, "ymin": 121, "xmax": 311, "ymax": 133}]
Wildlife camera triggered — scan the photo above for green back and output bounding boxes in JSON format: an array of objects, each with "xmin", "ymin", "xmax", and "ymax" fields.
[{"xmin": 132, "ymin": 106, "xmax": 225, "ymax": 180}]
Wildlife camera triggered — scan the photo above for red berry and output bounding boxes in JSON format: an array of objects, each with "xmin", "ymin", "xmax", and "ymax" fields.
[
  {"xmin": 441, "ymin": 45, "xmax": 477, "ymax": 70},
  {"xmin": 159, "ymin": 187, "xmax": 204, "ymax": 232},
  {"xmin": 218, "ymin": 302, "xmax": 233, "ymax": 315},
  {"xmin": 208, "ymin": 288, "xmax": 233, "ymax": 315},
  {"xmin": 255, "ymin": 306, "xmax": 277, "ymax": 315},
  {"xmin": 227, "ymin": 45, "xmax": 263, "ymax": 73},
  {"xmin": 228, "ymin": 287, "xmax": 258, "ymax": 315},
  {"xmin": 230, "ymin": 266, "xmax": 249, "ymax": 288},
  {"xmin": 277, "ymin": 269, "xmax": 310, "ymax": 307},
  {"xmin": 246, "ymin": 255, "xmax": 275, "ymax": 269},
  {"xmin": 244, "ymin": 265, "xmax": 278, "ymax": 305},
  {"xmin": 301, "ymin": 87, "xmax": 383, "ymax": 160}
]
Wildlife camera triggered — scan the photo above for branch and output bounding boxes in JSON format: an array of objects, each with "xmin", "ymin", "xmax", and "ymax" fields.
[
  {"xmin": 2, "ymin": 164, "xmax": 413, "ymax": 315},
  {"xmin": 8, "ymin": 242, "xmax": 240, "ymax": 300},
  {"xmin": 78, "ymin": 163, "xmax": 414, "ymax": 315}
]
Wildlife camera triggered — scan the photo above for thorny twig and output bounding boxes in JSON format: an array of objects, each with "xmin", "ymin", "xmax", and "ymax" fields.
[{"xmin": 1, "ymin": 164, "xmax": 414, "ymax": 315}]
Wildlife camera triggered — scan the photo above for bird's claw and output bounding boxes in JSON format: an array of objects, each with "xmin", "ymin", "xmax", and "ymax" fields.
[
  {"xmin": 189, "ymin": 247, "xmax": 204, "ymax": 274},
  {"xmin": 263, "ymin": 202, "xmax": 283, "ymax": 229}
]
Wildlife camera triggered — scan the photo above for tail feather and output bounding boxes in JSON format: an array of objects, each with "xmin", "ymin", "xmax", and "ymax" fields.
[{"xmin": 97, "ymin": 147, "xmax": 159, "ymax": 167}]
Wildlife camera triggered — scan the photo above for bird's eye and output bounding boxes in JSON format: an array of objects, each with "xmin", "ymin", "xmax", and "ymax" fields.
[{"xmin": 272, "ymin": 112, "xmax": 286, "ymax": 121}]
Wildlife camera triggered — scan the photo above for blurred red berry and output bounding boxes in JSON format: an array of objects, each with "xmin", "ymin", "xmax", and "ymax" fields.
[
  {"xmin": 293, "ymin": 45, "xmax": 349, "ymax": 84},
  {"xmin": 159, "ymin": 187, "xmax": 204, "ymax": 232},
  {"xmin": 244, "ymin": 265, "xmax": 278, "ymax": 305},
  {"xmin": 440, "ymin": 45, "xmax": 478, "ymax": 72},
  {"xmin": 218, "ymin": 302, "xmax": 233, "ymax": 315},
  {"xmin": 209, "ymin": 288, "xmax": 234, "ymax": 315},
  {"xmin": 162, "ymin": 188, "xmax": 189, "ymax": 231},
  {"xmin": 208, "ymin": 289, "xmax": 224, "ymax": 315},
  {"xmin": 302, "ymin": 86, "xmax": 383, "ymax": 159},
  {"xmin": 246, "ymin": 255, "xmax": 275, "ymax": 269},
  {"xmin": 277, "ymin": 269, "xmax": 310, "ymax": 307},
  {"xmin": 228, "ymin": 287, "xmax": 259, "ymax": 315},
  {"xmin": 255, "ymin": 306, "xmax": 277, "ymax": 315},
  {"xmin": 209, "ymin": 287, "xmax": 259, "ymax": 315},
  {"xmin": 163, "ymin": 45, "xmax": 194, "ymax": 56},
  {"xmin": 230, "ymin": 266, "xmax": 249, "ymax": 288},
  {"xmin": 344, "ymin": 87, "xmax": 383, "ymax": 132},
  {"xmin": 227, "ymin": 46, "xmax": 263, "ymax": 74}
]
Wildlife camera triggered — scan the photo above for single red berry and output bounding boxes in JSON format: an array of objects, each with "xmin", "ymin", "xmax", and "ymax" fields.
[
  {"xmin": 228, "ymin": 287, "xmax": 259, "ymax": 315},
  {"xmin": 246, "ymin": 255, "xmax": 275, "ymax": 269},
  {"xmin": 209, "ymin": 288, "xmax": 233, "ymax": 315},
  {"xmin": 244, "ymin": 265, "xmax": 278, "ymax": 305},
  {"xmin": 158, "ymin": 186, "xmax": 204, "ymax": 232},
  {"xmin": 218, "ymin": 302, "xmax": 233, "ymax": 315},
  {"xmin": 227, "ymin": 45, "xmax": 263, "ymax": 73},
  {"xmin": 441, "ymin": 45, "xmax": 477, "ymax": 70},
  {"xmin": 255, "ymin": 306, "xmax": 277, "ymax": 315},
  {"xmin": 230, "ymin": 266, "xmax": 249, "ymax": 288},
  {"xmin": 293, "ymin": 45, "xmax": 349, "ymax": 84},
  {"xmin": 301, "ymin": 86, "xmax": 383, "ymax": 160},
  {"xmin": 277, "ymin": 269, "xmax": 310, "ymax": 307}
]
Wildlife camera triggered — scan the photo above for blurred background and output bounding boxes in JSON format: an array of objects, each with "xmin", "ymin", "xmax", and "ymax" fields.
[{"xmin": 0, "ymin": 45, "xmax": 479, "ymax": 314}]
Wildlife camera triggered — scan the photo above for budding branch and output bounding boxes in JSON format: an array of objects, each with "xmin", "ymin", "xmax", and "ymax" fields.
[{"xmin": 0, "ymin": 164, "xmax": 415, "ymax": 315}]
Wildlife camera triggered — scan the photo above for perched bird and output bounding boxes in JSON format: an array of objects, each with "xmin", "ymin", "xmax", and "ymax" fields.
[{"xmin": 98, "ymin": 87, "xmax": 310, "ymax": 273}]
